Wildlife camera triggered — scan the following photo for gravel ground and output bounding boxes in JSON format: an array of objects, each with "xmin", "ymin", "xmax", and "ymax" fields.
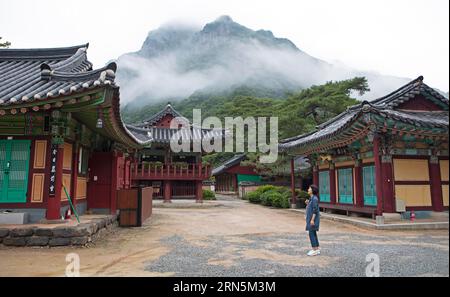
[
  {"xmin": 145, "ymin": 231, "xmax": 449, "ymax": 277},
  {"xmin": 0, "ymin": 194, "xmax": 448, "ymax": 276}
]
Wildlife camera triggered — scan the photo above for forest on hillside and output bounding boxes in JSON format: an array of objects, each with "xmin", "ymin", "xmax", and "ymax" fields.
[{"xmin": 122, "ymin": 77, "xmax": 370, "ymax": 173}]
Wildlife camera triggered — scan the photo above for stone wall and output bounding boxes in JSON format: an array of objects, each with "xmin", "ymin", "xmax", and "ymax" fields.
[{"xmin": 0, "ymin": 214, "xmax": 118, "ymax": 247}]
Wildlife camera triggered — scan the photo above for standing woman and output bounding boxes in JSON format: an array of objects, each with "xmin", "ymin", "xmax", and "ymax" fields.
[{"xmin": 306, "ymin": 184, "xmax": 321, "ymax": 256}]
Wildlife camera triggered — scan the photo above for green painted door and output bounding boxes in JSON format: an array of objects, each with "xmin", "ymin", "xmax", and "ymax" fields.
[
  {"xmin": 319, "ymin": 171, "xmax": 330, "ymax": 202},
  {"xmin": 237, "ymin": 174, "xmax": 261, "ymax": 184},
  {"xmin": 338, "ymin": 168, "xmax": 353, "ymax": 204},
  {"xmin": 363, "ymin": 165, "xmax": 377, "ymax": 206},
  {"xmin": 0, "ymin": 140, "xmax": 31, "ymax": 203}
]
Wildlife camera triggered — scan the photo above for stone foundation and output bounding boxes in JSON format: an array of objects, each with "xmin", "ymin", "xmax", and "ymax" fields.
[{"xmin": 0, "ymin": 214, "xmax": 118, "ymax": 247}]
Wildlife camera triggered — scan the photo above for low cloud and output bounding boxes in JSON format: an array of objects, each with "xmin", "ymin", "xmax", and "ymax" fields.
[{"xmin": 115, "ymin": 22, "xmax": 411, "ymax": 106}]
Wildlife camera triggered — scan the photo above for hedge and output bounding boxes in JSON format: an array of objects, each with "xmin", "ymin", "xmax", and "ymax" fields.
[{"xmin": 203, "ymin": 189, "xmax": 216, "ymax": 200}]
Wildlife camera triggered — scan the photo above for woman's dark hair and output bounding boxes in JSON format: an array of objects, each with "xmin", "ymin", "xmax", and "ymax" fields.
[{"xmin": 310, "ymin": 184, "xmax": 319, "ymax": 196}]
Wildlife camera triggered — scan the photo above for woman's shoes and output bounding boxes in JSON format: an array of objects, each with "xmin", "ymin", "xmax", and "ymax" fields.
[{"xmin": 307, "ymin": 249, "xmax": 321, "ymax": 256}]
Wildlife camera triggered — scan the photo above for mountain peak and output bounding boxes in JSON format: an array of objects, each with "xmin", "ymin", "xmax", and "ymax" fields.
[{"xmin": 214, "ymin": 15, "xmax": 234, "ymax": 23}]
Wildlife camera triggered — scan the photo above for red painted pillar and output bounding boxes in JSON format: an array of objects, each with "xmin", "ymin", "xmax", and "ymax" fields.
[
  {"xmin": 71, "ymin": 143, "xmax": 79, "ymax": 209},
  {"xmin": 290, "ymin": 158, "xmax": 297, "ymax": 205},
  {"xmin": 381, "ymin": 155, "xmax": 395, "ymax": 213},
  {"xmin": 312, "ymin": 165, "xmax": 319, "ymax": 188},
  {"xmin": 354, "ymin": 160, "xmax": 364, "ymax": 208},
  {"xmin": 329, "ymin": 163, "xmax": 337, "ymax": 204},
  {"xmin": 47, "ymin": 144, "xmax": 64, "ymax": 220},
  {"xmin": 429, "ymin": 156, "xmax": 444, "ymax": 212},
  {"xmin": 196, "ymin": 180, "xmax": 203, "ymax": 203},
  {"xmin": 373, "ymin": 135, "xmax": 384, "ymax": 215},
  {"xmin": 110, "ymin": 152, "xmax": 118, "ymax": 214},
  {"xmin": 164, "ymin": 180, "xmax": 172, "ymax": 203}
]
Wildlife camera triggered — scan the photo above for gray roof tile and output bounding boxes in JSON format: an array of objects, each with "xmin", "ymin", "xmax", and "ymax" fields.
[{"xmin": 0, "ymin": 44, "xmax": 118, "ymax": 106}]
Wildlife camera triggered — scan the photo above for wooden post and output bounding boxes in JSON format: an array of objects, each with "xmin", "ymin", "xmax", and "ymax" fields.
[
  {"xmin": 196, "ymin": 180, "xmax": 203, "ymax": 203},
  {"xmin": 354, "ymin": 159, "xmax": 364, "ymax": 208},
  {"xmin": 164, "ymin": 180, "xmax": 172, "ymax": 203},
  {"xmin": 312, "ymin": 165, "xmax": 319, "ymax": 188},
  {"xmin": 46, "ymin": 144, "xmax": 64, "ymax": 220},
  {"xmin": 429, "ymin": 155, "xmax": 444, "ymax": 212},
  {"xmin": 71, "ymin": 143, "xmax": 79, "ymax": 209},
  {"xmin": 233, "ymin": 174, "xmax": 238, "ymax": 194},
  {"xmin": 329, "ymin": 162, "xmax": 337, "ymax": 204},
  {"xmin": 298, "ymin": 174, "xmax": 303, "ymax": 191},
  {"xmin": 373, "ymin": 135, "xmax": 384, "ymax": 215},
  {"xmin": 381, "ymin": 155, "xmax": 395, "ymax": 213},
  {"xmin": 290, "ymin": 157, "xmax": 297, "ymax": 207},
  {"xmin": 110, "ymin": 151, "xmax": 118, "ymax": 214}
]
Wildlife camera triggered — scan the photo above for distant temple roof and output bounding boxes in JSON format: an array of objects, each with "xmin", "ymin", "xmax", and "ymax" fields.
[
  {"xmin": 127, "ymin": 103, "xmax": 227, "ymax": 145},
  {"xmin": 134, "ymin": 103, "xmax": 187, "ymax": 128},
  {"xmin": 280, "ymin": 76, "xmax": 449, "ymax": 155},
  {"xmin": 212, "ymin": 154, "xmax": 247, "ymax": 176},
  {"xmin": 126, "ymin": 124, "xmax": 226, "ymax": 144},
  {"xmin": 0, "ymin": 44, "xmax": 147, "ymax": 148}
]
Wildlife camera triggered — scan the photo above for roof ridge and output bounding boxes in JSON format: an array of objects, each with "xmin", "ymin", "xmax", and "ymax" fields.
[
  {"xmin": 0, "ymin": 43, "xmax": 89, "ymax": 60},
  {"xmin": 141, "ymin": 103, "xmax": 187, "ymax": 125},
  {"xmin": 49, "ymin": 47, "xmax": 91, "ymax": 72},
  {"xmin": 43, "ymin": 62, "xmax": 116, "ymax": 83},
  {"xmin": 370, "ymin": 75, "xmax": 423, "ymax": 105}
]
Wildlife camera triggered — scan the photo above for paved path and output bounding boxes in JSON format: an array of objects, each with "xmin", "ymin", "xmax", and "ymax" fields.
[{"xmin": 0, "ymin": 195, "xmax": 448, "ymax": 276}]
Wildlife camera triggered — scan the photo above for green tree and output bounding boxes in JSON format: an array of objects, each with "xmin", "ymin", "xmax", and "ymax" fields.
[{"xmin": 0, "ymin": 37, "xmax": 11, "ymax": 48}]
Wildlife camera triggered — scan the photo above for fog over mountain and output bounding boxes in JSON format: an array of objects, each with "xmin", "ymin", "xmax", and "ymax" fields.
[{"xmin": 116, "ymin": 15, "xmax": 412, "ymax": 107}]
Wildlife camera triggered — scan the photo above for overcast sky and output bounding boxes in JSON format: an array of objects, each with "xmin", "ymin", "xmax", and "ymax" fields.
[{"xmin": 1, "ymin": 0, "xmax": 448, "ymax": 91}]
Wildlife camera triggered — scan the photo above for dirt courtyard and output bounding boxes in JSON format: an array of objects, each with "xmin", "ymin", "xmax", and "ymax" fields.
[{"xmin": 0, "ymin": 195, "xmax": 448, "ymax": 277}]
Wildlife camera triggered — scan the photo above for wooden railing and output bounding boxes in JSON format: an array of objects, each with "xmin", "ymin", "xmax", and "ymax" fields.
[{"xmin": 131, "ymin": 163, "xmax": 211, "ymax": 180}]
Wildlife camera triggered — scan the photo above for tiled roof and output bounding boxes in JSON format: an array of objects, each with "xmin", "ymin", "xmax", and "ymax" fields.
[
  {"xmin": 280, "ymin": 77, "xmax": 449, "ymax": 153},
  {"xmin": 212, "ymin": 154, "xmax": 247, "ymax": 176},
  {"xmin": 369, "ymin": 76, "xmax": 449, "ymax": 109},
  {"xmin": 135, "ymin": 103, "xmax": 188, "ymax": 128},
  {"xmin": 0, "ymin": 44, "xmax": 117, "ymax": 106},
  {"xmin": 126, "ymin": 124, "xmax": 226, "ymax": 144}
]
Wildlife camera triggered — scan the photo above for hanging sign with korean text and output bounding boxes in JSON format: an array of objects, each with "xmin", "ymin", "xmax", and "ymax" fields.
[{"xmin": 49, "ymin": 144, "xmax": 58, "ymax": 195}]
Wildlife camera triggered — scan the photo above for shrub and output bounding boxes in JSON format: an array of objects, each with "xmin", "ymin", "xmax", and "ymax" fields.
[
  {"xmin": 279, "ymin": 195, "xmax": 291, "ymax": 208},
  {"xmin": 255, "ymin": 185, "xmax": 277, "ymax": 195},
  {"xmin": 203, "ymin": 189, "xmax": 216, "ymax": 200},
  {"xmin": 246, "ymin": 191, "xmax": 262, "ymax": 204},
  {"xmin": 246, "ymin": 185, "xmax": 297, "ymax": 207},
  {"xmin": 260, "ymin": 190, "xmax": 278, "ymax": 206},
  {"xmin": 267, "ymin": 191, "xmax": 283, "ymax": 207}
]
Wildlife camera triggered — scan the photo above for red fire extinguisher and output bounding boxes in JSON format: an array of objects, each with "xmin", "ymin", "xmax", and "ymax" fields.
[
  {"xmin": 410, "ymin": 210, "xmax": 415, "ymax": 222},
  {"xmin": 65, "ymin": 208, "xmax": 72, "ymax": 220}
]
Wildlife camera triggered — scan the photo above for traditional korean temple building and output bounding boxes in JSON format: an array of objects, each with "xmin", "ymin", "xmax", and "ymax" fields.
[
  {"xmin": 126, "ymin": 104, "xmax": 225, "ymax": 202},
  {"xmin": 280, "ymin": 76, "xmax": 449, "ymax": 217},
  {"xmin": 212, "ymin": 154, "xmax": 261, "ymax": 194},
  {"xmin": 0, "ymin": 44, "xmax": 146, "ymax": 222}
]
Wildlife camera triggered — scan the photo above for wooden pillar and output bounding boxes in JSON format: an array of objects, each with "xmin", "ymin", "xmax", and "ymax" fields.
[
  {"xmin": 329, "ymin": 162, "xmax": 337, "ymax": 204},
  {"xmin": 47, "ymin": 144, "xmax": 64, "ymax": 220},
  {"xmin": 381, "ymin": 155, "xmax": 395, "ymax": 213},
  {"xmin": 373, "ymin": 135, "xmax": 383, "ymax": 215},
  {"xmin": 110, "ymin": 151, "xmax": 118, "ymax": 214},
  {"xmin": 290, "ymin": 157, "xmax": 297, "ymax": 206},
  {"xmin": 354, "ymin": 159, "xmax": 364, "ymax": 208},
  {"xmin": 312, "ymin": 165, "xmax": 319, "ymax": 188},
  {"xmin": 429, "ymin": 155, "xmax": 444, "ymax": 212},
  {"xmin": 196, "ymin": 180, "xmax": 203, "ymax": 203},
  {"xmin": 298, "ymin": 170, "xmax": 303, "ymax": 191},
  {"xmin": 71, "ymin": 143, "xmax": 79, "ymax": 209},
  {"xmin": 164, "ymin": 180, "xmax": 172, "ymax": 203}
]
